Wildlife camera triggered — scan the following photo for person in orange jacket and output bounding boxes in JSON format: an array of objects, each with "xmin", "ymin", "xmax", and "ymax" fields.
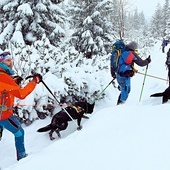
[{"xmin": 0, "ymin": 52, "xmax": 42, "ymax": 161}]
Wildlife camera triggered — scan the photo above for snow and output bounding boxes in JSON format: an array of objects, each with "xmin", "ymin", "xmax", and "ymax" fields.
[
  {"xmin": 17, "ymin": 3, "xmax": 33, "ymax": 16},
  {"xmin": 1, "ymin": 41, "xmax": 170, "ymax": 170}
]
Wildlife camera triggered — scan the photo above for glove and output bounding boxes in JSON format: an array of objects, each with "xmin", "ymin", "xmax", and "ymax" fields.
[
  {"xmin": 146, "ymin": 55, "xmax": 151, "ymax": 64},
  {"xmin": 77, "ymin": 125, "xmax": 83, "ymax": 131},
  {"xmin": 13, "ymin": 76, "xmax": 23, "ymax": 85},
  {"xmin": 111, "ymin": 67, "xmax": 116, "ymax": 79},
  {"xmin": 111, "ymin": 72, "xmax": 116, "ymax": 80},
  {"xmin": 33, "ymin": 74, "xmax": 42, "ymax": 84}
]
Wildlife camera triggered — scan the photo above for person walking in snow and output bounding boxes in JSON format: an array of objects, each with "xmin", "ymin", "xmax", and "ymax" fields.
[
  {"xmin": 162, "ymin": 38, "xmax": 168, "ymax": 53},
  {"xmin": 165, "ymin": 48, "xmax": 170, "ymax": 85},
  {"xmin": 0, "ymin": 52, "xmax": 42, "ymax": 161},
  {"xmin": 112, "ymin": 41, "xmax": 151, "ymax": 105}
]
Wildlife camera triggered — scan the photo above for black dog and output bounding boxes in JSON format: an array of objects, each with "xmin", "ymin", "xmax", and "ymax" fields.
[
  {"xmin": 37, "ymin": 101, "xmax": 95, "ymax": 140},
  {"xmin": 150, "ymin": 86, "xmax": 170, "ymax": 104}
]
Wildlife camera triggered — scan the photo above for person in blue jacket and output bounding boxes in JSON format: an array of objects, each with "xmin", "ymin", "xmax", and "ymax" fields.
[
  {"xmin": 114, "ymin": 41, "xmax": 151, "ymax": 105},
  {"xmin": 162, "ymin": 38, "xmax": 168, "ymax": 53}
]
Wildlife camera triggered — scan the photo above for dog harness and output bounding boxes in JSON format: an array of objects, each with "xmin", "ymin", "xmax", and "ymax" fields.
[{"xmin": 71, "ymin": 105, "xmax": 83, "ymax": 113}]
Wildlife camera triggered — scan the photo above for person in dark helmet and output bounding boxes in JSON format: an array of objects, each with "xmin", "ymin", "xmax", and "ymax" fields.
[
  {"xmin": 115, "ymin": 41, "xmax": 151, "ymax": 105},
  {"xmin": 0, "ymin": 51, "xmax": 42, "ymax": 161}
]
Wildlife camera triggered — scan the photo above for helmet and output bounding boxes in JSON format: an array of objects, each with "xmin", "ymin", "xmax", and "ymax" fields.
[
  {"xmin": 0, "ymin": 52, "xmax": 12, "ymax": 62},
  {"xmin": 126, "ymin": 41, "xmax": 138, "ymax": 51}
]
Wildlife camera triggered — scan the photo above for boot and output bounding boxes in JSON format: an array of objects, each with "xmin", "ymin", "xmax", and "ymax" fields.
[
  {"xmin": 17, "ymin": 150, "xmax": 28, "ymax": 161},
  {"xmin": 117, "ymin": 94, "xmax": 124, "ymax": 105},
  {"xmin": 117, "ymin": 100, "xmax": 124, "ymax": 105}
]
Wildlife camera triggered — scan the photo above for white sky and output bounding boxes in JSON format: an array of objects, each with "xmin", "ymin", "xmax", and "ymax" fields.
[{"xmin": 132, "ymin": 0, "xmax": 165, "ymax": 19}]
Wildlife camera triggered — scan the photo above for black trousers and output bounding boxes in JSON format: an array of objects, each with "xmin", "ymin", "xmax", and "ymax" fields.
[{"xmin": 167, "ymin": 66, "xmax": 170, "ymax": 85}]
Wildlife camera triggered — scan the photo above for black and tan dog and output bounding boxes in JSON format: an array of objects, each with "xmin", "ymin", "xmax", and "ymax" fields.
[
  {"xmin": 150, "ymin": 86, "xmax": 170, "ymax": 104},
  {"xmin": 37, "ymin": 101, "xmax": 95, "ymax": 140}
]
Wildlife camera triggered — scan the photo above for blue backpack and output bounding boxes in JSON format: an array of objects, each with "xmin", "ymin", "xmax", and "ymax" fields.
[{"xmin": 110, "ymin": 40, "xmax": 126, "ymax": 73}]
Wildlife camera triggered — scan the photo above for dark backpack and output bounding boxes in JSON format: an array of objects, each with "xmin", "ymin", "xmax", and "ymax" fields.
[{"xmin": 110, "ymin": 40, "xmax": 126, "ymax": 73}]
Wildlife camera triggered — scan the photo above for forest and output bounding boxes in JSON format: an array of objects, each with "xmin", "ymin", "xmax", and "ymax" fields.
[{"xmin": 0, "ymin": 0, "xmax": 169, "ymax": 123}]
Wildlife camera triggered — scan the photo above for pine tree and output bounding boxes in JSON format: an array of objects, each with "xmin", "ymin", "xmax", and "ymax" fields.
[
  {"xmin": 0, "ymin": 0, "xmax": 66, "ymax": 50},
  {"xmin": 163, "ymin": 0, "xmax": 170, "ymax": 36},
  {"xmin": 68, "ymin": 0, "xmax": 114, "ymax": 58},
  {"xmin": 150, "ymin": 3, "xmax": 164, "ymax": 38}
]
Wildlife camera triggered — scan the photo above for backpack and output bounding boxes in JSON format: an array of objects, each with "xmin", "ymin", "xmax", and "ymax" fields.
[
  {"xmin": 110, "ymin": 40, "xmax": 126, "ymax": 73},
  {"xmin": 118, "ymin": 51, "xmax": 135, "ymax": 77}
]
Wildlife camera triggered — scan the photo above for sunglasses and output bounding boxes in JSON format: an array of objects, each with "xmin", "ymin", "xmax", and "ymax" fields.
[{"xmin": 134, "ymin": 49, "xmax": 139, "ymax": 55}]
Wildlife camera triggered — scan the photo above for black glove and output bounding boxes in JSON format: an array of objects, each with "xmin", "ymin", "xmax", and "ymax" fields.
[
  {"xmin": 13, "ymin": 76, "xmax": 23, "ymax": 85},
  {"xmin": 146, "ymin": 55, "xmax": 151, "ymax": 64},
  {"xmin": 33, "ymin": 74, "xmax": 42, "ymax": 84},
  {"xmin": 77, "ymin": 125, "xmax": 83, "ymax": 131},
  {"xmin": 111, "ymin": 67, "xmax": 116, "ymax": 79},
  {"xmin": 111, "ymin": 72, "xmax": 116, "ymax": 80}
]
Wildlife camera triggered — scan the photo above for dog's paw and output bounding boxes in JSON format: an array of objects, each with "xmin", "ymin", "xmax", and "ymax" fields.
[
  {"xmin": 77, "ymin": 125, "xmax": 83, "ymax": 131},
  {"xmin": 50, "ymin": 136, "xmax": 55, "ymax": 140},
  {"xmin": 55, "ymin": 130, "xmax": 61, "ymax": 138}
]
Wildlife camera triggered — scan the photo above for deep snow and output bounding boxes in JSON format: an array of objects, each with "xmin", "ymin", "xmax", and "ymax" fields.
[{"xmin": 1, "ymin": 41, "xmax": 170, "ymax": 170}]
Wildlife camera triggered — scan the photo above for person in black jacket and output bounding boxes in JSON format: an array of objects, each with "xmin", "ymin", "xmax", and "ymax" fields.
[{"xmin": 166, "ymin": 48, "xmax": 170, "ymax": 85}]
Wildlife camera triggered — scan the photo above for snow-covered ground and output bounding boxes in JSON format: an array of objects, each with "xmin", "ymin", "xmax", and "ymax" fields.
[{"xmin": 1, "ymin": 41, "xmax": 170, "ymax": 170}]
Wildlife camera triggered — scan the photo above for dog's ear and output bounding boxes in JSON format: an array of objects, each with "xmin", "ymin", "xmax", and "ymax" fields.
[{"xmin": 86, "ymin": 103, "xmax": 95, "ymax": 114}]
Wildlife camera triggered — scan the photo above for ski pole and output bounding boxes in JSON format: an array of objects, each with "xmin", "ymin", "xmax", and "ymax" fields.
[
  {"xmin": 26, "ymin": 75, "xmax": 78, "ymax": 127},
  {"xmin": 41, "ymin": 80, "xmax": 78, "ymax": 126},
  {"xmin": 137, "ymin": 71, "xmax": 167, "ymax": 81},
  {"xmin": 0, "ymin": 127, "xmax": 3, "ymax": 141},
  {"xmin": 139, "ymin": 65, "xmax": 148, "ymax": 102},
  {"xmin": 92, "ymin": 79, "xmax": 114, "ymax": 104}
]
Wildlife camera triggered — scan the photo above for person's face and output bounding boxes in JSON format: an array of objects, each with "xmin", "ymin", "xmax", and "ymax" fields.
[{"xmin": 3, "ymin": 58, "xmax": 13, "ymax": 68}]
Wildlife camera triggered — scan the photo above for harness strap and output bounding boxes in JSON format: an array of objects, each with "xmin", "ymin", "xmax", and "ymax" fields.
[
  {"xmin": 0, "ymin": 105, "xmax": 13, "ymax": 111},
  {"xmin": 71, "ymin": 105, "xmax": 83, "ymax": 114},
  {"xmin": 0, "ymin": 90, "xmax": 12, "ymax": 119},
  {"xmin": 0, "ymin": 69, "xmax": 8, "ymax": 74}
]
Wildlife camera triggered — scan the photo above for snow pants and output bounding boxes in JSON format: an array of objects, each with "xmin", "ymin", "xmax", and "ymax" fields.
[
  {"xmin": 116, "ymin": 74, "xmax": 131, "ymax": 102},
  {"xmin": 167, "ymin": 65, "xmax": 170, "ymax": 86},
  {"xmin": 0, "ymin": 115, "xmax": 26, "ymax": 160}
]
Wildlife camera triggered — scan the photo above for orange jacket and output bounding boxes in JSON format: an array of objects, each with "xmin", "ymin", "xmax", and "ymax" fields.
[{"xmin": 0, "ymin": 68, "xmax": 37, "ymax": 120}]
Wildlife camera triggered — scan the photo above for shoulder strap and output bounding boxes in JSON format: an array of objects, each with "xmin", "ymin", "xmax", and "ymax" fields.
[
  {"xmin": 0, "ymin": 69, "xmax": 7, "ymax": 74},
  {"xmin": 71, "ymin": 105, "xmax": 83, "ymax": 114}
]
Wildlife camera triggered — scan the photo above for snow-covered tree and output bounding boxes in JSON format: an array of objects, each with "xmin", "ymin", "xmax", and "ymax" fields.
[
  {"xmin": 67, "ymin": 0, "xmax": 114, "ymax": 58},
  {"xmin": 150, "ymin": 3, "xmax": 164, "ymax": 38},
  {"xmin": 0, "ymin": 0, "xmax": 66, "ymax": 50},
  {"xmin": 163, "ymin": 0, "xmax": 170, "ymax": 36}
]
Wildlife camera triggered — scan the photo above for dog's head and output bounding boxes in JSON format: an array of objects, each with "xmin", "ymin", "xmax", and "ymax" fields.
[{"xmin": 74, "ymin": 101, "xmax": 95, "ymax": 114}]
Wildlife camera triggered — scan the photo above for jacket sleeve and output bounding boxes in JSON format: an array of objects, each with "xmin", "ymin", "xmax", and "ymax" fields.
[
  {"xmin": 11, "ymin": 81, "xmax": 37, "ymax": 99},
  {"xmin": 133, "ymin": 53, "xmax": 149, "ymax": 66},
  {"xmin": 0, "ymin": 74, "xmax": 37, "ymax": 99}
]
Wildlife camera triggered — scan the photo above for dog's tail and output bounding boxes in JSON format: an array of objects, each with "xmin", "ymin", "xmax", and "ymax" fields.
[
  {"xmin": 150, "ymin": 92, "xmax": 164, "ymax": 97},
  {"xmin": 37, "ymin": 124, "xmax": 51, "ymax": 132}
]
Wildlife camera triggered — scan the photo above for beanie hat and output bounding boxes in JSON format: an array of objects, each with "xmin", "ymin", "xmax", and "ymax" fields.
[
  {"xmin": 126, "ymin": 41, "xmax": 138, "ymax": 51},
  {"xmin": 0, "ymin": 52, "xmax": 12, "ymax": 62}
]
